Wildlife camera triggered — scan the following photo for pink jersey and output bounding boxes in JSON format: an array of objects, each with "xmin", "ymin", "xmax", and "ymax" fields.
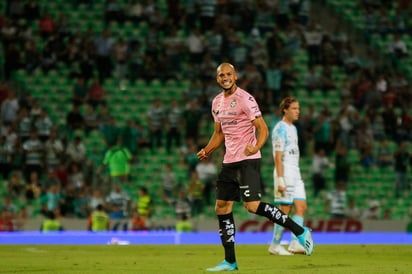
[{"xmin": 211, "ymin": 87, "xmax": 262, "ymax": 163}]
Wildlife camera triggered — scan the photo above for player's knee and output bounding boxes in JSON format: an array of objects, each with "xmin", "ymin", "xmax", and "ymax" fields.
[
  {"xmin": 215, "ymin": 200, "xmax": 232, "ymax": 214},
  {"xmin": 243, "ymin": 201, "xmax": 258, "ymax": 213},
  {"xmin": 295, "ymin": 202, "xmax": 307, "ymax": 214}
]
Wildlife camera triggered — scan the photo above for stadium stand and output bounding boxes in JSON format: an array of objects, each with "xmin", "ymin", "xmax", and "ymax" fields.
[{"xmin": 0, "ymin": 0, "xmax": 411, "ymax": 230}]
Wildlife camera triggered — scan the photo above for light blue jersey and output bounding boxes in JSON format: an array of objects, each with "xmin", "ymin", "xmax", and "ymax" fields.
[{"xmin": 271, "ymin": 120, "xmax": 301, "ymax": 179}]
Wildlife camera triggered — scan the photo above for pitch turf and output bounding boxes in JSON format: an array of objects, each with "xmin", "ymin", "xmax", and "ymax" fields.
[{"xmin": 0, "ymin": 245, "xmax": 411, "ymax": 273}]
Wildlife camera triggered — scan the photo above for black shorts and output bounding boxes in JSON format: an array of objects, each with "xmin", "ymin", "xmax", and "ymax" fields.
[{"xmin": 216, "ymin": 159, "xmax": 263, "ymax": 202}]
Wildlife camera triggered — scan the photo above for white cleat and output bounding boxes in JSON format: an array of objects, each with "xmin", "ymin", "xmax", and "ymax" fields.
[
  {"xmin": 288, "ymin": 240, "xmax": 306, "ymax": 255},
  {"xmin": 268, "ymin": 244, "xmax": 293, "ymax": 255}
]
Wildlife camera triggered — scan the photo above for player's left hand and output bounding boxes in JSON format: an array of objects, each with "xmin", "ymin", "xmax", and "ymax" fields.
[{"xmin": 244, "ymin": 144, "xmax": 258, "ymax": 156}]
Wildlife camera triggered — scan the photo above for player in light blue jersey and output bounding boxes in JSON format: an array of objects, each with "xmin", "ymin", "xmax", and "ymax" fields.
[{"xmin": 268, "ymin": 96, "xmax": 309, "ymax": 255}]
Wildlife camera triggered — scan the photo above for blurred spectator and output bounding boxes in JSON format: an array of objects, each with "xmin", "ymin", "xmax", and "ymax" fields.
[
  {"xmin": 40, "ymin": 210, "xmax": 63, "ymax": 232},
  {"xmin": 0, "ymin": 208, "xmax": 14, "ymax": 232},
  {"xmin": 45, "ymin": 184, "xmax": 63, "ymax": 213},
  {"xmin": 381, "ymin": 103, "xmax": 398, "ymax": 141},
  {"xmin": 128, "ymin": 39, "xmax": 144, "ymax": 81},
  {"xmin": 342, "ymin": 47, "xmax": 361, "ymax": 74},
  {"xmin": 312, "ymin": 148, "xmax": 330, "ymax": 197},
  {"xmin": 121, "ymin": 120, "xmax": 138, "ymax": 157},
  {"xmin": 162, "ymin": 27, "xmax": 185, "ymax": 73},
  {"xmin": 346, "ymin": 197, "xmax": 361, "ymax": 220},
  {"xmin": 387, "ymin": 34, "xmax": 408, "ymax": 59},
  {"xmin": 128, "ymin": 211, "xmax": 148, "ymax": 231},
  {"xmin": 87, "ymin": 204, "xmax": 110, "ymax": 231},
  {"xmin": 61, "ymin": 185, "xmax": 76, "ymax": 217},
  {"xmin": 6, "ymin": 171, "xmax": 24, "ymax": 199},
  {"xmin": 16, "ymin": 106, "xmax": 32, "ymax": 142},
  {"xmin": 87, "ymin": 78, "xmax": 106, "ymax": 108},
  {"xmin": 356, "ymin": 120, "xmax": 375, "ymax": 172},
  {"xmin": 382, "ymin": 208, "xmax": 392, "ymax": 220},
  {"xmin": 334, "ymin": 138, "xmax": 351, "ymax": 185},
  {"xmin": 43, "ymin": 128, "xmax": 64, "ymax": 171},
  {"xmin": 175, "ymin": 213, "xmax": 193, "ymax": 232},
  {"xmin": 166, "ymin": 99, "xmax": 183, "ymax": 154},
  {"xmin": 161, "ymin": 163, "xmax": 176, "ymax": 205},
  {"xmin": 174, "ymin": 189, "xmax": 191, "ymax": 219},
  {"xmin": 182, "ymin": 99, "xmax": 203, "ymax": 142},
  {"xmin": 366, "ymin": 107, "xmax": 386, "ymax": 142},
  {"xmin": 320, "ymin": 35, "xmax": 338, "ymax": 66},
  {"xmin": 38, "ymin": 12, "xmax": 56, "ymax": 39},
  {"xmin": 53, "ymin": 163, "xmax": 68, "ymax": 188},
  {"xmin": 22, "ymin": 130, "xmax": 43, "ymax": 181},
  {"xmin": 40, "ymin": 42, "xmax": 57, "ymax": 73},
  {"xmin": 25, "ymin": 171, "xmax": 41, "ymax": 204},
  {"xmin": 34, "ymin": 108, "xmax": 53, "ymax": 142},
  {"xmin": 83, "ymin": 105, "xmax": 99, "ymax": 135},
  {"xmin": 94, "ymin": 29, "xmax": 114, "ymax": 81},
  {"xmin": 73, "ymin": 187, "xmax": 90, "ymax": 218},
  {"xmin": 325, "ymin": 182, "xmax": 347, "ymax": 220},
  {"xmin": 67, "ymin": 162, "xmax": 86, "ymax": 192},
  {"xmin": 65, "ymin": 136, "xmax": 87, "ymax": 166},
  {"xmin": 198, "ymin": 0, "xmax": 217, "ymax": 32},
  {"xmin": 136, "ymin": 186, "xmax": 153, "ymax": 220},
  {"xmin": 88, "ymin": 188, "xmax": 106, "ymax": 215},
  {"xmin": 1, "ymin": 196, "xmax": 17, "ymax": 216},
  {"xmin": 319, "ymin": 66, "xmax": 337, "ymax": 94},
  {"xmin": 182, "ymin": 140, "xmax": 199, "ymax": 178},
  {"xmin": 362, "ymin": 198, "xmax": 381, "ymax": 220},
  {"xmin": 72, "ymin": 76, "xmax": 88, "ymax": 106},
  {"xmin": 22, "ymin": 40, "xmax": 41, "ymax": 73},
  {"xmin": 0, "ymin": 135, "xmax": 14, "ymax": 180},
  {"xmin": 97, "ymin": 104, "xmax": 112, "ymax": 131},
  {"xmin": 265, "ymin": 61, "xmax": 283, "ymax": 105},
  {"xmin": 187, "ymin": 170, "xmax": 205, "ymax": 217},
  {"xmin": 312, "ymin": 111, "xmax": 332, "ymax": 155},
  {"xmin": 106, "ymin": 183, "xmax": 131, "ymax": 219},
  {"xmin": 66, "ymin": 105, "xmax": 85, "ymax": 132},
  {"xmin": 125, "ymin": 0, "xmax": 143, "ymax": 24},
  {"xmin": 146, "ymin": 98, "xmax": 166, "ymax": 151},
  {"xmin": 394, "ymin": 141, "xmax": 410, "ymax": 198},
  {"xmin": 375, "ymin": 139, "xmax": 394, "ymax": 169},
  {"xmin": 187, "ymin": 27, "xmax": 206, "ymax": 63},
  {"xmin": 195, "ymin": 155, "xmax": 217, "ymax": 206},
  {"xmin": 0, "ymin": 82, "xmax": 10, "ymax": 106},
  {"xmin": 1, "ymin": 90, "xmax": 19, "ymax": 125},
  {"xmin": 112, "ymin": 38, "xmax": 129, "ymax": 80},
  {"xmin": 301, "ymin": 20, "xmax": 324, "ymax": 66},
  {"xmin": 101, "ymin": 116, "xmax": 120, "ymax": 147},
  {"xmin": 135, "ymin": 120, "xmax": 150, "ymax": 150},
  {"xmin": 303, "ymin": 64, "xmax": 321, "ymax": 94},
  {"xmin": 103, "ymin": 136, "xmax": 132, "ymax": 187}
]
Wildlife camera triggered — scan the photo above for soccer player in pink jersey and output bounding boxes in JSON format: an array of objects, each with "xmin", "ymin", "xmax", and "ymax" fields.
[{"xmin": 197, "ymin": 63, "xmax": 314, "ymax": 272}]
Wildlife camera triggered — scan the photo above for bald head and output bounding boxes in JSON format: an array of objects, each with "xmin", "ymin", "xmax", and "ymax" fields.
[{"xmin": 216, "ymin": 63, "xmax": 235, "ymax": 75}]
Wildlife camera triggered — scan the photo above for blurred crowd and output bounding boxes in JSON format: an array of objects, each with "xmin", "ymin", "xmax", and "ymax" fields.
[{"xmin": 1, "ymin": 0, "xmax": 412, "ymax": 232}]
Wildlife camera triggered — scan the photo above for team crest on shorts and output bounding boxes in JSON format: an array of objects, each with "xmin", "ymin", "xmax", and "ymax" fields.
[{"xmin": 230, "ymin": 100, "xmax": 237, "ymax": 107}]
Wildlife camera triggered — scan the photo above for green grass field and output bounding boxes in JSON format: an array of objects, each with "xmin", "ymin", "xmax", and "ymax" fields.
[{"xmin": 0, "ymin": 245, "xmax": 411, "ymax": 273}]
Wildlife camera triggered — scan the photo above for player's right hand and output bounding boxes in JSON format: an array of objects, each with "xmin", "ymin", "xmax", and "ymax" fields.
[
  {"xmin": 275, "ymin": 177, "xmax": 286, "ymax": 197},
  {"xmin": 197, "ymin": 148, "xmax": 208, "ymax": 160}
]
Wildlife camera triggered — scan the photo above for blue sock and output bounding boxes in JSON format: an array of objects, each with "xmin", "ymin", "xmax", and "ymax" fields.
[
  {"xmin": 272, "ymin": 224, "xmax": 285, "ymax": 244},
  {"xmin": 291, "ymin": 215, "xmax": 304, "ymax": 240}
]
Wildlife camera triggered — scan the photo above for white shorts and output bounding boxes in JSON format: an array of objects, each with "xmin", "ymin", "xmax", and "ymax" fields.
[{"xmin": 274, "ymin": 176, "xmax": 306, "ymax": 204}]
